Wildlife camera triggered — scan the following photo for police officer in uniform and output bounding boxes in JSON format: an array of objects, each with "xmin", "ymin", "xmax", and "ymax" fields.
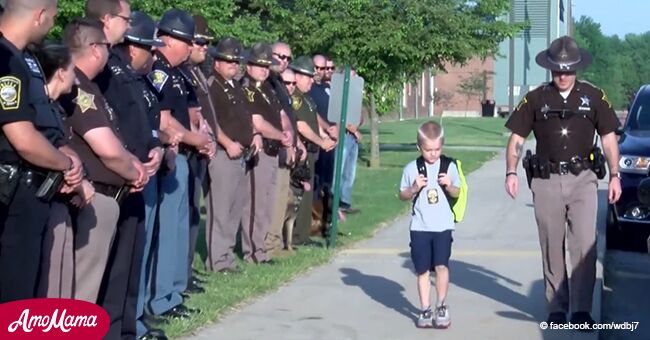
[
  {"xmin": 204, "ymin": 37, "xmax": 260, "ymax": 272},
  {"xmin": 93, "ymin": 10, "xmax": 166, "ymax": 339},
  {"xmin": 241, "ymin": 43, "xmax": 293, "ymax": 264},
  {"xmin": 504, "ymin": 36, "xmax": 622, "ymax": 328},
  {"xmin": 266, "ymin": 41, "xmax": 307, "ymax": 255},
  {"xmin": 32, "ymin": 43, "xmax": 95, "ymax": 300},
  {"xmin": 289, "ymin": 56, "xmax": 336, "ymax": 245},
  {"xmin": 59, "ymin": 19, "xmax": 148, "ymax": 338},
  {"xmin": 0, "ymin": 0, "xmax": 84, "ymax": 303},
  {"xmin": 146, "ymin": 9, "xmax": 211, "ymax": 319},
  {"xmin": 96, "ymin": 11, "xmax": 167, "ymax": 340},
  {"xmin": 185, "ymin": 14, "xmax": 217, "ymax": 293}
]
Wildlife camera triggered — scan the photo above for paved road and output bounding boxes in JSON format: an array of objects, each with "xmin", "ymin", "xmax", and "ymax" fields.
[{"xmin": 186, "ymin": 144, "xmax": 647, "ymax": 340}]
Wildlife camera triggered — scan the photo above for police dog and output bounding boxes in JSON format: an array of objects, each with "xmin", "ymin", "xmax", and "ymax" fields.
[
  {"xmin": 283, "ymin": 160, "xmax": 312, "ymax": 251},
  {"xmin": 310, "ymin": 184, "xmax": 346, "ymax": 240}
]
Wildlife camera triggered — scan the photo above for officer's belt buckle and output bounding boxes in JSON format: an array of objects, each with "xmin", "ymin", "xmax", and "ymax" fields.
[{"xmin": 558, "ymin": 161, "xmax": 570, "ymax": 175}]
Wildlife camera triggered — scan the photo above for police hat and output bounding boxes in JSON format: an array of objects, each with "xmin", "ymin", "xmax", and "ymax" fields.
[
  {"xmin": 193, "ymin": 14, "xmax": 214, "ymax": 44},
  {"xmin": 535, "ymin": 35, "xmax": 592, "ymax": 72},
  {"xmin": 243, "ymin": 43, "xmax": 279, "ymax": 67},
  {"xmin": 157, "ymin": 9, "xmax": 195, "ymax": 43},
  {"xmin": 124, "ymin": 11, "xmax": 163, "ymax": 47},
  {"xmin": 208, "ymin": 37, "xmax": 243, "ymax": 62},
  {"xmin": 288, "ymin": 56, "xmax": 315, "ymax": 77}
]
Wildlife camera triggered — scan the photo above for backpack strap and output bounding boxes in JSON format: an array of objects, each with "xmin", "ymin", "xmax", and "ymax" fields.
[
  {"xmin": 438, "ymin": 155, "xmax": 456, "ymax": 210},
  {"xmin": 412, "ymin": 156, "xmax": 427, "ymax": 215},
  {"xmin": 439, "ymin": 155, "xmax": 452, "ymax": 175}
]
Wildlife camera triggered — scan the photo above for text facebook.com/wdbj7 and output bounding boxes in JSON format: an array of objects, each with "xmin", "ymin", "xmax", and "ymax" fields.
[{"xmin": 539, "ymin": 321, "xmax": 640, "ymax": 332}]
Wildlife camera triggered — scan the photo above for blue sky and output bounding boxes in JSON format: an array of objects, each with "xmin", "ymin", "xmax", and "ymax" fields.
[{"xmin": 572, "ymin": 0, "xmax": 650, "ymax": 37}]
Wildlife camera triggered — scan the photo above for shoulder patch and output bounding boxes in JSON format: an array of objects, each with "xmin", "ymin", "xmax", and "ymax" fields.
[
  {"xmin": 515, "ymin": 96, "xmax": 528, "ymax": 111},
  {"xmin": 147, "ymin": 70, "xmax": 169, "ymax": 93},
  {"xmin": 0, "ymin": 76, "xmax": 21, "ymax": 110},
  {"xmin": 24, "ymin": 56, "xmax": 42, "ymax": 76},
  {"xmin": 244, "ymin": 87, "xmax": 255, "ymax": 103},
  {"xmin": 73, "ymin": 88, "xmax": 97, "ymax": 114},
  {"xmin": 292, "ymin": 95, "xmax": 302, "ymax": 110}
]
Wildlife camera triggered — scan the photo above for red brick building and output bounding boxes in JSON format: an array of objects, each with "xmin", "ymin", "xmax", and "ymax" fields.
[{"xmin": 400, "ymin": 57, "xmax": 496, "ymax": 119}]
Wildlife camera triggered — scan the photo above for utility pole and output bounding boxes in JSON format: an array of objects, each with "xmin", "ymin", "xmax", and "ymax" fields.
[{"xmin": 508, "ymin": 0, "xmax": 515, "ymax": 114}]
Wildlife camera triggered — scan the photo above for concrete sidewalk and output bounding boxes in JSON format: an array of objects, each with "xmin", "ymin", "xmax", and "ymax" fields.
[{"xmin": 186, "ymin": 146, "xmax": 605, "ymax": 340}]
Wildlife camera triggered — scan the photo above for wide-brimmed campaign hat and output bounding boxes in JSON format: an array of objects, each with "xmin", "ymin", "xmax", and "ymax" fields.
[
  {"xmin": 243, "ymin": 43, "xmax": 279, "ymax": 67},
  {"xmin": 207, "ymin": 37, "xmax": 243, "ymax": 62},
  {"xmin": 124, "ymin": 11, "xmax": 164, "ymax": 47},
  {"xmin": 157, "ymin": 9, "xmax": 195, "ymax": 43},
  {"xmin": 193, "ymin": 14, "xmax": 214, "ymax": 44},
  {"xmin": 535, "ymin": 35, "xmax": 592, "ymax": 72},
  {"xmin": 288, "ymin": 56, "xmax": 315, "ymax": 77}
]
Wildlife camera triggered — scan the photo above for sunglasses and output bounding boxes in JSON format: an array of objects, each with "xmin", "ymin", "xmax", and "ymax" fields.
[
  {"xmin": 91, "ymin": 42, "xmax": 111, "ymax": 48},
  {"xmin": 315, "ymin": 66, "xmax": 335, "ymax": 71},
  {"xmin": 114, "ymin": 14, "xmax": 132, "ymax": 24},
  {"xmin": 273, "ymin": 53, "xmax": 292, "ymax": 62},
  {"xmin": 194, "ymin": 39, "xmax": 209, "ymax": 47},
  {"xmin": 283, "ymin": 81, "xmax": 297, "ymax": 86}
]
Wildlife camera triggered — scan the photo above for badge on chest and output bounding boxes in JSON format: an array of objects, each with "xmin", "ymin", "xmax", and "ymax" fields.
[{"xmin": 578, "ymin": 95, "xmax": 591, "ymax": 111}]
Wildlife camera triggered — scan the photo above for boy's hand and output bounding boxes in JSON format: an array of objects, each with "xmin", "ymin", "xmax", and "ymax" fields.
[
  {"xmin": 437, "ymin": 173, "xmax": 451, "ymax": 188},
  {"xmin": 412, "ymin": 174, "xmax": 428, "ymax": 192}
]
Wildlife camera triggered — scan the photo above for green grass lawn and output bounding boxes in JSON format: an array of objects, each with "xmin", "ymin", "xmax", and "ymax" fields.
[
  {"xmin": 362, "ymin": 116, "xmax": 509, "ymax": 147},
  {"xmin": 159, "ymin": 147, "xmax": 496, "ymax": 339}
]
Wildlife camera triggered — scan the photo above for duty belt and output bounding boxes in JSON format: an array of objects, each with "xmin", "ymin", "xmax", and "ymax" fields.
[
  {"xmin": 549, "ymin": 158, "xmax": 592, "ymax": 175},
  {"xmin": 92, "ymin": 181, "xmax": 128, "ymax": 204}
]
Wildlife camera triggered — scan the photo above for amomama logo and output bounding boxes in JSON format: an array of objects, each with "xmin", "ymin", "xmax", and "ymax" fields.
[{"xmin": 0, "ymin": 298, "xmax": 109, "ymax": 339}]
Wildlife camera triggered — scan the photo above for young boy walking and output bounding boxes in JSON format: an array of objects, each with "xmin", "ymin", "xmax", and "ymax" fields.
[{"xmin": 399, "ymin": 121, "xmax": 461, "ymax": 329}]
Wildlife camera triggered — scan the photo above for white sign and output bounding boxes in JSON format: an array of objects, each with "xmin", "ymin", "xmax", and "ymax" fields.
[{"xmin": 327, "ymin": 72, "xmax": 364, "ymax": 126}]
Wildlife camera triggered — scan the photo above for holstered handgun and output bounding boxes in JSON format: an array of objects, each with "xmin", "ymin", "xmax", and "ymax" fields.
[
  {"xmin": 522, "ymin": 150, "xmax": 533, "ymax": 188},
  {"xmin": 35, "ymin": 171, "xmax": 64, "ymax": 202},
  {"xmin": 0, "ymin": 164, "xmax": 20, "ymax": 205},
  {"xmin": 114, "ymin": 185, "xmax": 129, "ymax": 205},
  {"xmin": 589, "ymin": 146, "xmax": 607, "ymax": 179}
]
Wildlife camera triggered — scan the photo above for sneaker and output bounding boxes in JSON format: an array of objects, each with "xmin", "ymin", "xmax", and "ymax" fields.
[
  {"xmin": 416, "ymin": 308, "xmax": 434, "ymax": 328},
  {"xmin": 434, "ymin": 305, "xmax": 451, "ymax": 329},
  {"xmin": 570, "ymin": 312, "xmax": 596, "ymax": 332}
]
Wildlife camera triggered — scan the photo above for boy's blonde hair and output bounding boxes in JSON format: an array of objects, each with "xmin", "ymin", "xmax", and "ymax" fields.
[{"xmin": 417, "ymin": 121, "xmax": 444, "ymax": 146}]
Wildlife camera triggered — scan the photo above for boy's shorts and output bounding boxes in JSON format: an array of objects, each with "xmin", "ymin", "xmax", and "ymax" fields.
[{"xmin": 409, "ymin": 230, "xmax": 453, "ymax": 275}]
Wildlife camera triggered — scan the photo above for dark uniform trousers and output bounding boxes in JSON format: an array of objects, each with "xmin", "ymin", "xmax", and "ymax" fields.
[
  {"xmin": 293, "ymin": 152, "xmax": 318, "ymax": 244},
  {"xmin": 0, "ymin": 182, "xmax": 50, "ymax": 302},
  {"xmin": 242, "ymin": 152, "xmax": 278, "ymax": 262},
  {"xmin": 205, "ymin": 152, "xmax": 250, "ymax": 271},
  {"xmin": 531, "ymin": 170, "xmax": 598, "ymax": 314},
  {"xmin": 97, "ymin": 192, "xmax": 145, "ymax": 340},
  {"xmin": 187, "ymin": 153, "xmax": 207, "ymax": 277}
]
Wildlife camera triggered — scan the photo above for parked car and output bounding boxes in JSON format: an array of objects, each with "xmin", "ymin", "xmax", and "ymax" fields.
[{"xmin": 608, "ymin": 85, "xmax": 650, "ymax": 252}]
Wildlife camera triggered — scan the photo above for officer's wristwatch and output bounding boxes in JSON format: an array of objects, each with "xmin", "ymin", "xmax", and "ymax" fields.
[{"xmin": 609, "ymin": 172, "xmax": 621, "ymax": 180}]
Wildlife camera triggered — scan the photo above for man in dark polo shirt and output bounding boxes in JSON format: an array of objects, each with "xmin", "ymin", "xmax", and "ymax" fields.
[
  {"xmin": 59, "ymin": 18, "xmax": 147, "ymax": 312},
  {"xmin": 241, "ymin": 43, "xmax": 293, "ymax": 264},
  {"xmin": 309, "ymin": 53, "xmax": 339, "ymax": 229},
  {"xmin": 204, "ymin": 37, "xmax": 260, "ymax": 272},
  {"xmin": 0, "ymin": 0, "xmax": 84, "ymax": 303},
  {"xmin": 504, "ymin": 36, "xmax": 621, "ymax": 328},
  {"xmin": 146, "ymin": 9, "xmax": 212, "ymax": 319}
]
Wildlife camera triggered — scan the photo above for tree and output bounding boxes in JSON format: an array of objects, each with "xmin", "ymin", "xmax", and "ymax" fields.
[
  {"xmin": 51, "ymin": 0, "xmax": 273, "ymax": 44},
  {"xmin": 252, "ymin": 0, "xmax": 521, "ymax": 167},
  {"xmin": 458, "ymin": 70, "xmax": 494, "ymax": 113}
]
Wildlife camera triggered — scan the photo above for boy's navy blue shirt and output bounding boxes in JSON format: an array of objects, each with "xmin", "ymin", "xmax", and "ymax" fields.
[{"xmin": 400, "ymin": 157, "xmax": 460, "ymax": 232}]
